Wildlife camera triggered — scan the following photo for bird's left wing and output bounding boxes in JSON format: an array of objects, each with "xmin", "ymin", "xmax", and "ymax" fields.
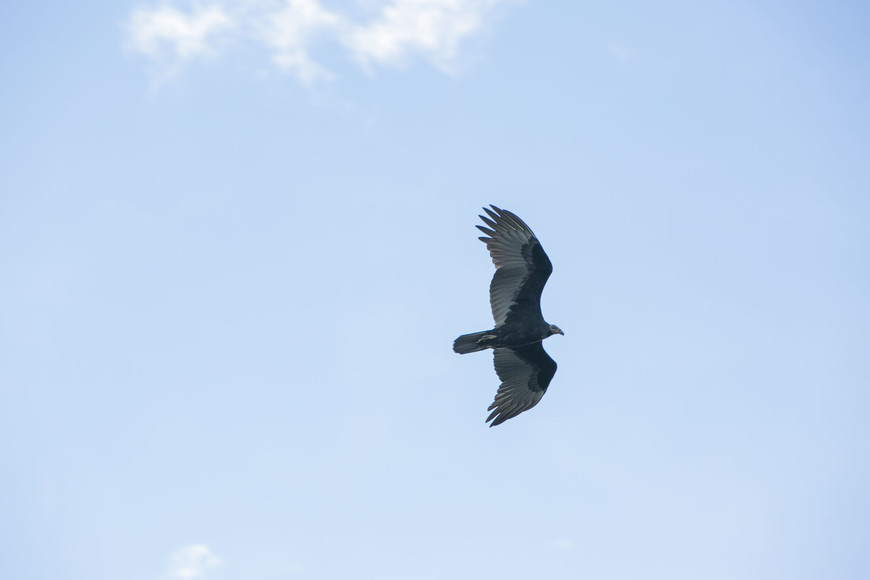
[
  {"xmin": 476, "ymin": 205, "xmax": 553, "ymax": 326},
  {"xmin": 486, "ymin": 343, "xmax": 558, "ymax": 427}
]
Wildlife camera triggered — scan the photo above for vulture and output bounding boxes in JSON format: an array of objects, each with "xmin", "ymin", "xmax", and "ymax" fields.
[{"xmin": 453, "ymin": 205, "xmax": 563, "ymax": 426}]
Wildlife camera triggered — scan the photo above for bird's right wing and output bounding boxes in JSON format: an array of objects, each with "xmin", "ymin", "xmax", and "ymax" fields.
[
  {"xmin": 476, "ymin": 205, "xmax": 553, "ymax": 326},
  {"xmin": 487, "ymin": 343, "xmax": 557, "ymax": 427}
]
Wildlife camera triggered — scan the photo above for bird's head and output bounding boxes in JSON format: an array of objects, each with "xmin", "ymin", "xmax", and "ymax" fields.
[{"xmin": 549, "ymin": 324, "xmax": 564, "ymax": 336}]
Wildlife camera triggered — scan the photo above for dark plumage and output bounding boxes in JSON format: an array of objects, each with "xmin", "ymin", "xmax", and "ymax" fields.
[{"xmin": 453, "ymin": 205, "xmax": 563, "ymax": 426}]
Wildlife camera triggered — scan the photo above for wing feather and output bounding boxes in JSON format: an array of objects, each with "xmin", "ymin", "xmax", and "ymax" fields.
[
  {"xmin": 486, "ymin": 344, "xmax": 558, "ymax": 427},
  {"xmin": 476, "ymin": 205, "xmax": 553, "ymax": 326}
]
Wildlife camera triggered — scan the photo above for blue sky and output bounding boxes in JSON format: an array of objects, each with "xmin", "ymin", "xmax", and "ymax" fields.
[{"xmin": 1, "ymin": 1, "xmax": 869, "ymax": 579}]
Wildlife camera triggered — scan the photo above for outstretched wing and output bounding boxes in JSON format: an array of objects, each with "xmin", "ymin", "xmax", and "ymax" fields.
[
  {"xmin": 476, "ymin": 205, "xmax": 553, "ymax": 326},
  {"xmin": 486, "ymin": 343, "xmax": 558, "ymax": 427}
]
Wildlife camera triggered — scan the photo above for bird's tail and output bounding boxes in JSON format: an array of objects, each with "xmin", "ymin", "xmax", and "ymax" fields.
[{"xmin": 453, "ymin": 330, "xmax": 496, "ymax": 354}]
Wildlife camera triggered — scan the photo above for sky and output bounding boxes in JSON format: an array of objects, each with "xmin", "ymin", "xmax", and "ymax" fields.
[{"xmin": 1, "ymin": 1, "xmax": 869, "ymax": 579}]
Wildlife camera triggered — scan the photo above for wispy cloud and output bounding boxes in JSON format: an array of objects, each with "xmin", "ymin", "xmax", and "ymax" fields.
[
  {"xmin": 124, "ymin": 0, "xmax": 517, "ymax": 86},
  {"xmin": 345, "ymin": 0, "xmax": 504, "ymax": 72},
  {"xmin": 167, "ymin": 544, "xmax": 222, "ymax": 579},
  {"xmin": 124, "ymin": 3, "xmax": 235, "ymax": 87},
  {"xmin": 258, "ymin": 0, "xmax": 345, "ymax": 86},
  {"xmin": 125, "ymin": 4, "xmax": 234, "ymax": 61}
]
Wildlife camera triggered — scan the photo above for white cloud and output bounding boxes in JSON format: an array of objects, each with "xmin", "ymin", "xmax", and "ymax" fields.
[
  {"xmin": 124, "ymin": 0, "xmax": 517, "ymax": 86},
  {"xmin": 167, "ymin": 544, "xmax": 222, "ymax": 579},
  {"xmin": 345, "ymin": 0, "xmax": 502, "ymax": 71},
  {"xmin": 258, "ymin": 0, "xmax": 345, "ymax": 85},
  {"xmin": 126, "ymin": 4, "xmax": 234, "ymax": 61}
]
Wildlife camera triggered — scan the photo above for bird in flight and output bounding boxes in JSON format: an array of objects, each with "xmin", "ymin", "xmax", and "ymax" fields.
[{"xmin": 453, "ymin": 205, "xmax": 563, "ymax": 426}]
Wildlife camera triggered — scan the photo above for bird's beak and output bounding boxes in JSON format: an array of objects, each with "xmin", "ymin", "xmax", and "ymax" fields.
[{"xmin": 553, "ymin": 326, "xmax": 564, "ymax": 336}]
